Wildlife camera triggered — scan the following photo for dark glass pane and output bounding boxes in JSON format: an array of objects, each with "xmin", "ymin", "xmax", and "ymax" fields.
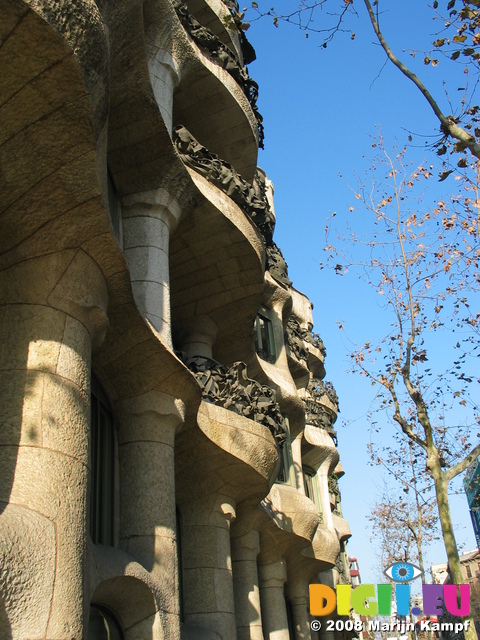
[
  {"xmin": 255, "ymin": 312, "xmax": 276, "ymax": 363},
  {"xmin": 276, "ymin": 445, "xmax": 287, "ymax": 483},
  {"xmin": 176, "ymin": 508, "xmax": 185, "ymax": 622},
  {"xmin": 303, "ymin": 472, "xmax": 314, "ymax": 500},
  {"xmin": 90, "ymin": 380, "xmax": 114, "ymax": 545},
  {"xmin": 107, "ymin": 171, "xmax": 121, "ymax": 242},
  {"xmin": 284, "ymin": 590, "xmax": 295, "ymax": 640}
]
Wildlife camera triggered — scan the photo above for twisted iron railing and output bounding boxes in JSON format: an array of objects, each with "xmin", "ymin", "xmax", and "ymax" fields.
[{"xmin": 181, "ymin": 354, "xmax": 286, "ymax": 445}]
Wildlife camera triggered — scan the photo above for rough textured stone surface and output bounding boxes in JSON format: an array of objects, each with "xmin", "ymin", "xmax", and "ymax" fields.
[
  {"xmin": 1, "ymin": 0, "xmax": 351, "ymax": 637},
  {"xmin": 0, "ymin": 505, "xmax": 55, "ymax": 637}
]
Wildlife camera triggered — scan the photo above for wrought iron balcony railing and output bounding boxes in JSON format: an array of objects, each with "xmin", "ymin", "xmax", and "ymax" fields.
[
  {"xmin": 173, "ymin": 125, "xmax": 274, "ymax": 240},
  {"xmin": 304, "ymin": 377, "xmax": 338, "ymax": 442},
  {"xmin": 173, "ymin": 0, "xmax": 264, "ymax": 147},
  {"xmin": 181, "ymin": 353, "xmax": 286, "ymax": 445}
]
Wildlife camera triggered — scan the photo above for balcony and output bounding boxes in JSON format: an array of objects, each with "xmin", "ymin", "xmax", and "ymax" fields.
[
  {"xmin": 169, "ymin": 143, "xmax": 267, "ymax": 363},
  {"xmin": 173, "ymin": 126, "xmax": 273, "ymax": 239},
  {"xmin": 304, "ymin": 378, "xmax": 338, "ymax": 443},
  {"xmin": 183, "ymin": 0, "xmax": 245, "ymax": 63},
  {"xmin": 172, "ymin": 1, "xmax": 262, "ymax": 181},
  {"xmin": 285, "ymin": 315, "xmax": 326, "ymax": 382},
  {"xmin": 180, "ymin": 354, "xmax": 287, "ymax": 447}
]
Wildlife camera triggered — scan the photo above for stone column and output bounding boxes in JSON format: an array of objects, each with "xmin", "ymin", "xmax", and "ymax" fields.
[
  {"xmin": 116, "ymin": 391, "xmax": 186, "ymax": 640},
  {"xmin": 181, "ymin": 497, "xmax": 237, "ymax": 639},
  {"xmin": 147, "ymin": 48, "xmax": 179, "ymax": 134},
  {"xmin": 0, "ymin": 250, "xmax": 108, "ymax": 639},
  {"xmin": 122, "ymin": 189, "xmax": 182, "ymax": 348},
  {"xmin": 287, "ymin": 581, "xmax": 312, "ymax": 640},
  {"xmin": 318, "ymin": 624, "xmax": 336, "ymax": 640},
  {"xmin": 232, "ymin": 530, "xmax": 264, "ymax": 640},
  {"xmin": 317, "ymin": 574, "xmax": 336, "ymax": 640},
  {"xmin": 259, "ymin": 559, "xmax": 290, "ymax": 640},
  {"xmin": 177, "ymin": 315, "xmax": 218, "ymax": 359}
]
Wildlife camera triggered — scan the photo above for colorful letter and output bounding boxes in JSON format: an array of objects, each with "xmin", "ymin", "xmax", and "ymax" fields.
[
  {"xmin": 336, "ymin": 585, "xmax": 351, "ymax": 616},
  {"xmin": 423, "ymin": 584, "xmax": 444, "ymax": 616},
  {"xmin": 377, "ymin": 584, "xmax": 392, "ymax": 616},
  {"xmin": 395, "ymin": 584, "xmax": 411, "ymax": 616},
  {"xmin": 351, "ymin": 584, "xmax": 377, "ymax": 616},
  {"xmin": 309, "ymin": 584, "xmax": 336, "ymax": 616},
  {"xmin": 444, "ymin": 584, "xmax": 470, "ymax": 616}
]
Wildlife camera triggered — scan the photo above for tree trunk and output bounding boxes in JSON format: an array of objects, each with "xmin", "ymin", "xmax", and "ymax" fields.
[{"xmin": 429, "ymin": 452, "xmax": 478, "ymax": 640}]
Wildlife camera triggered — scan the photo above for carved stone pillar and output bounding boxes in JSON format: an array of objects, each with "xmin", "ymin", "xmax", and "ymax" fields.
[
  {"xmin": 180, "ymin": 497, "xmax": 237, "ymax": 639},
  {"xmin": 259, "ymin": 559, "xmax": 290, "ymax": 640},
  {"xmin": 147, "ymin": 49, "xmax": 179, "ymax": 134},
  {"xmin": 122, "ymin": 189, "xmax": 182, "ymax": 348},
  {"xmin": 116, "ymin": 391, "xmax": 186, "ymax": 639},
  {"xmin": 0, "ymin": 250, "xmax": 108, "ymax": 638},
  {"xmin": 177, "ymin": 315, "xmax": 219, "ymax": 359},
  {"xmin": 232, "ymin": 530, "xmax": 264, "ymax": 640},
  {"xmin": 318, "ymin": 624, "xmax": 336, "ymax": 640},
  {"xmin": 287, "ymin": 581, "xmax": 312, "ymax": 640}
]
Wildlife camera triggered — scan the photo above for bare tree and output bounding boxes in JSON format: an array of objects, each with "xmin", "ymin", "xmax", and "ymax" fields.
[
  {"xmin": 369, "ymin": 439, "xmax": 438, "ymax": 582},
  {"xmin": 243, "ymin": 0, "xmax": 480, "ymax": 165},
  {"xmin": 324, "ymin": 134, "xmax": 480, "ymax": 640}
]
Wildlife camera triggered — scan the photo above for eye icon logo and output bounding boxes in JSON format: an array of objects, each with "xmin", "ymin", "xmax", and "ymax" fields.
[{"xmin": 384, "ymin": 562, "xmax": 423, "ymax": 583}]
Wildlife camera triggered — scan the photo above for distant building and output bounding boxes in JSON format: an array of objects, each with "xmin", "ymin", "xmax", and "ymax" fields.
[
  {"xmin": 431, "ymin": 549, "xmax": 480, "ymax": 638},
  {"xmin": 349, "ymin": 556, "xmax": 361, "ymax": 588},
  {"xmin": 432, "ymin": 549, "xmax": 480, "ymax": 585},
  {"xmin": 431, "ymin": 562, "xmax": 450, "ymax": 585}
]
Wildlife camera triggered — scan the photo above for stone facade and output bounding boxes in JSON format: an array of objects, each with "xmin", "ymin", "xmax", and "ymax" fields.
[{"xmin": 0, "ymin": 1, "xmax": 351, "ymax": 638}]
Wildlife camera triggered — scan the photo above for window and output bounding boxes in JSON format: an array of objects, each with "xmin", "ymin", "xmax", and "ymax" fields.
[
  {"xmin": 88, "ymin": 605, "xmax": 123, "ymax": 640},
  {"xmin": 284, "ymin": 589, "xmax": 295, "ymax": 640},
  {"xmin": 107, "ymin": 169, "xmax": 122, "ymax": 246},
  {"xmin": 176, "ymin": 507, "xmax": 185, "ymax": 623},
  {"xmin": 90, "ymin": 377, "xmax": 115, "ymax": 546},
  {"xmin": 254, "ymin": 308, "xmax": 276, "ymax": 363},
  {"xmin": 303, "ymin": 466, "xmax": 323, "ymax": 523},
  {"xmin": 466, "ymin": 565, "xmax": 472, "ymax": 579},
  {"xmin": 276, "ymin": 416, "xmax": 296, "ymax": 486}
]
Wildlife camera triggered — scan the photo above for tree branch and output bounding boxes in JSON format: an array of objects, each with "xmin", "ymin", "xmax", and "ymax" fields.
[
  {"xmin": 388, "ymin": 381, "xmax": 428, "ymax": 451},
  {"xmin": 445, "ymin": 441, "xmax": 480, "ymax": 483},
  {"xmin": 363, "ymin": 0, "xmax": 480, "ymax": 161}
]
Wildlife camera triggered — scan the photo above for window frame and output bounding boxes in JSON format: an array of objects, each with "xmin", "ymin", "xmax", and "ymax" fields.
[
  {"xmin": 276, "ymin": 416, "xmax": 296, "ymax": 486},
  {"xmin": 254, "ymin": 307, "xmax": 276, "ymax": 364},
  {"xmin": 90, "ymin": 376, "xmax": 116, "ymax": 546},
  {"xmin": 302, "ymin": 465, "xmax": 323, "ymax": 522},
  {"xmin": 107, "ymin": 169, "xmax": 123, "ymax": 248}
]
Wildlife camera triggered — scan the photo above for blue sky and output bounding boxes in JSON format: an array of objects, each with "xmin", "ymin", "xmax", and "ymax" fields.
[{"xmin": 246, "ymin": 0, "xmax": 479, "ymax": 583}]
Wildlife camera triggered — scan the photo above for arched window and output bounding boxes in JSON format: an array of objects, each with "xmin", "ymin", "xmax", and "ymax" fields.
[
  {"xmin": 90, "ymin": 376, "xmax": 115, "ymax": 545},
  {"xmin": 88, "ymin": 604, "xmax": 124, "ymax": 640}
]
